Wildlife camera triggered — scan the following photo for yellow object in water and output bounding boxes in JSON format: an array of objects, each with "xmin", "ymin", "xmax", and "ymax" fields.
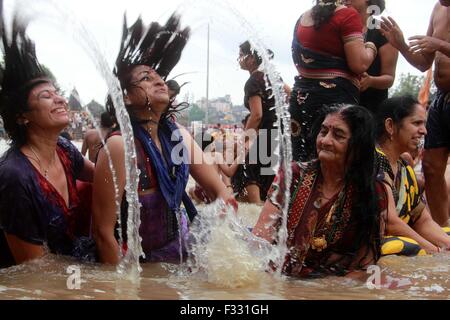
[
  {"xmin": 381, "ymin": 236, "xmax": 427, "ymax": 256},
  {"xmin": 444, "ymin": 227, "xmax": 450, "ymax": 236},
  {"xmin": 382, "ymin": 227, "xmax": 450, "ymax": 256}
]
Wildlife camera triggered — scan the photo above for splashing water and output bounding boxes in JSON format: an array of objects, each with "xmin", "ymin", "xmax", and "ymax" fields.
[
  {"xmin": 175, "ymin": 0, "xmax": 294, "ymax": 276},
  {"xmin": 12, "ymin": 0, "xmax": 144, "ymax": 280},
  {"xmin": 187, "ymin": 200, "xmax": 277, "ymax": 288},
  {"xmin": 10, "ymin": 0, "xmax": 294, "ymax": 283}
]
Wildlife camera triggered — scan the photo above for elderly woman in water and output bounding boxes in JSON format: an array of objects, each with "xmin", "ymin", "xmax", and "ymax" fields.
[
  {"xmin": 375, "ymin": 96, "xmax": 450, "ymax": 254},
  {"xmin": 92, "ymin": 14, "xmax": 236, "ymax": 265},
  {"xmin": 0, "ymin": 8, "xmax": 94, "ymax": 268},
  {"xmin": 252, "ymin": 105, "xmax": 386, "ymax": 277}
]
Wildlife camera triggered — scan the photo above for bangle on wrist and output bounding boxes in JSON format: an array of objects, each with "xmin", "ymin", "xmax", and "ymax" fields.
[{"xmin": 365, "ymin": 42, "xmax": 378, "ymax": 56}]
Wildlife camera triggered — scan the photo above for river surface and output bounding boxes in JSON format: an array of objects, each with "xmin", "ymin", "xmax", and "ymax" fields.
[{"xmin": 0, "ymin": 139, "xmax": 449, "ymax": 300}]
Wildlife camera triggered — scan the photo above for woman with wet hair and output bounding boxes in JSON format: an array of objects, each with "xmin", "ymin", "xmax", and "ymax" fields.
[
  {"xmin": 289, "ymin": 0, "xmax": 377, "ymax": 162},
  {"xmin": 0, "ymin": 3, "xmax": 94, "ymax": 268},
  {"xmin": 346, "ymin": 0, "xmax": 399, "ymax": 113},
  {"xmin": 375, "ymin": 96, "xmax": 450, "ymax": 254},
  {"xmin": 253, "ymin": 105, "xmax": 387, "ymax": 277},
  {"xmin": 92, "ymin": 14, "xmax": 236, "ymax": 265},
  {"xmin": 232, "ymin": 40, "xmax": 280, "ymax": 204}
]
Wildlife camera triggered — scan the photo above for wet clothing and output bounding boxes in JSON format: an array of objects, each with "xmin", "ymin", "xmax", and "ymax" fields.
[
  {"xmin": 111, "ymin": 118, "xmax": 197, "ymax": 263},
  {"xmin": 0, "ymin": 138, "xmax": 92, "ymax": 268},
  {"xmin": 297, "ymin": 7, "xmax": 363, "ymax": 59},
  {"xmin": 268, "ymin": 161, "xmax": 386, "ymax": 278},
  {"xmin": 289, "ymin": 12, "xmax": 363, "ymax": 162},
  {"xmin": 375, "ymin": 148, "xmax": 425, "ymax": 226},
  {"xmin": 424, "ymin": 90, "xmax": 450, "ymax": 150},
  {"xmin": 232, "ymin": 71, "xmax": 278, "ymax": 200},
  {"xmin": 359, "ymin": 29, "xmax": 389, "ymax": 113}
]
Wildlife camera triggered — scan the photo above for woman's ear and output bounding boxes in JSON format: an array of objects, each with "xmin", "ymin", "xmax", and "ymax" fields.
[
  {"xmin": 16, "ymin": 115, "xmax": 29, "ymax": 126},
  {"xmin": 384, "ymin": 118, "xmax": 395, "ymax": 140},
  {"xmin": 123, "ymin": 89, "xmax": 132, "ymax": 107}
]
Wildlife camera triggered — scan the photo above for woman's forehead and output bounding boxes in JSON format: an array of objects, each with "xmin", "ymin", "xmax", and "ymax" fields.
[
  {"xmin": 30, "ymin": 81, "xmax": 56, "ymax": 94},
  {"xmin": 130, "ymin": 65, "xmax": 157, "ymax": 76}
]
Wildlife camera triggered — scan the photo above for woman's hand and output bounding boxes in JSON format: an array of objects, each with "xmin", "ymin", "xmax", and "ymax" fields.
[{"xmin": 360, "ymin": 73, "xmax": 373, "ymax": 92}]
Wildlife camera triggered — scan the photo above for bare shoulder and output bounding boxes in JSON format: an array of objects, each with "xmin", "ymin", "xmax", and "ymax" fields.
[
  {"xmin": 101, "ymin": 135, "xmax": 124, "ymax": 157},
  {"xmin": 85, "ymin": 129, "xmax": 98, "ymax": 138}
]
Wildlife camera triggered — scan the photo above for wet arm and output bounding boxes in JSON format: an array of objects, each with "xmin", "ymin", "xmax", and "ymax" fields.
[
  {"xmin": 380, "ymin": 16, "xmax": 434, "ymax": 72},
  {"xmin": 4, "ymin": 233, "xmax": 45, "ymax": 264},
  {"xmin": 92, "ymin": 136, "xmax": 125, "ymax": 265},
  {"xmin": 81, "ymin": 137, "xmax": 88, "ymax": 156},
  {"xmin": 344, "ymin": 39, "xmax": 376, "ymax": 74},
  {"xmin": 412, "ymin": 207, "xmax": 450, "ymax": 248},
  {"xmin": 77, "ymin": 157, "xmax": 95, "ymax": 182},
  {"xmin": 178, "ymin": 125, "xmax": 231, "ymax": 201},
  {"xmin": 245, "ymin": 96, "xmax": 263, "ymax": 132},
  {"xmin": 368, "ymin": 44, "xmax": 398, "ymax": 90},
  {"xmin": 252, "ymin": 200, "xmax": 281, "ymax": 243},
  {"xmin": 384, "ymin": 183, "xmax": 438, "ymax": 253}
]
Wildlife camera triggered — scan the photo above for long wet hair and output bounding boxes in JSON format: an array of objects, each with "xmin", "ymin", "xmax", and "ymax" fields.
[
  {"xmin": 312, "ymin": 0, "xmax": 339, "ymax": 30},
  {"xmin": 107, "ymin": 13, "xmax": 190, "ymax": 124},
  {"xmin": 375, "ymin": 96, "xmax": 419, "ymax": 144},
  {"xmin": 239, "ymin": 40, "xmax": 274, "ymax": 67},
  {"xmin": 0, "ymin": 1, "xmax": 53, "ymax": 147},
  {"xmin": 311, "ymin": 104, "xmax": 382, "ymax": 267}
]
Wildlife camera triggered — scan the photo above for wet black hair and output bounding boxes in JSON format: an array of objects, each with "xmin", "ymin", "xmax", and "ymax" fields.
[
  {"xmin": 375, "ymin": 96, "xmax": 419, "ymax": 143},
  {"xmin": 239, "ymin": 40, "xmax": 274, "ymax": 67},
  {"xmin": 166, "ymin": 79, "xmax": 181, "ymax": 96},
  {"xmin": 310, "ymin": 104, "xmax": 382, "ymax": 267},
  {"xmin": 312, "ymin": 0, "xmax": 338, "ymax": 30},
  {"xmin": 0, "ymin": 1, "xmax": 54, "ymax": 147},
  {"xmin": 107, "ymin": 13, "xmax": 190, "ymax": 124},
  {"xmin": 100, "ymin": 111, "xmax": 114, "ymax": 128}
]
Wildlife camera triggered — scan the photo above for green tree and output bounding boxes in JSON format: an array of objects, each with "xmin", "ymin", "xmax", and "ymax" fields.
[
  {"xmin": 389, "ymin": 73, "xmax": 424, "ymax": 98},
  {"xmin": 189, "ymin": 104, "xmax": 205, "ymax": 122}
]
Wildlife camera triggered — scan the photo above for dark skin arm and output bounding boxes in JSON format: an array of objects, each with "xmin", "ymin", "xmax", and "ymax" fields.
[
  {"xmin": 4, "ymin": 233, "xmax": 45, "ymax": 264},
  {"xmin": 380, "ymin": 16, "xmax": 435, "ymax": 72}
]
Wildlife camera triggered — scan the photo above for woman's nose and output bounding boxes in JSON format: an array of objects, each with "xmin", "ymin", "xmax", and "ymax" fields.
[
  {"xmin": 321, "ymin": 132, "xmax": 333, "ymax": 145},
  {"xmin": 420, "ymin": 125, "xmax": 427, "ymax": 136},
  {"xmin": 54, "ymin": 94, "xmax": 68, "ymax": 106}
]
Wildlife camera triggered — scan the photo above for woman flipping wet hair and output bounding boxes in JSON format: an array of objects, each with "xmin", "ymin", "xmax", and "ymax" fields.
[
  {"xmin": 0, "ymin": 2, "xmax": 94, "ymax": 268},
  {"xmin": 253, "ymin": 105, "xmax": 387, "ymax": 277},
  {"xmin": 92, "ymin": 14, "xmax": 236, "ymax": 264}
]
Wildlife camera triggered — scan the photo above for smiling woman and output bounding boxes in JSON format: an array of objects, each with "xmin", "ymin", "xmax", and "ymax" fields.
[
  {"xmin": 374, "ymin": 96, "xmax": 450, "ymax": 254},
  {"xmin": 0, "ymin": 2, "xmax": 95, "ymax": 268},
  {"xmin": 92, "ymin": 13, "xmax": 237, "ymax": 265}
]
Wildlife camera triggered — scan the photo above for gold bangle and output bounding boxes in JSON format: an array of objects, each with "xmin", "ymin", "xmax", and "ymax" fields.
[{"xmin": 365, "ymin": 42, "xmax": 378, "ymax": 56}]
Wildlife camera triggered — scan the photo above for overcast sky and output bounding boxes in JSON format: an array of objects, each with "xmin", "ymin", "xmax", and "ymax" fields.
[{"xmin": 5, "ymin": 0, "xmax": 437, "ymax": 106}]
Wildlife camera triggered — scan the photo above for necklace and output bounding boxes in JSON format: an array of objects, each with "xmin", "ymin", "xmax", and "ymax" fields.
[
  {"xmin": 138, "ymin": 118, "xmax": 159, "ymax": 135},
  {"xmin": 29, "ymin": 145, "xmax": 56, "ymax": 179},
  {"xmin": 313, "ymin": 181, "xmax": 340, "ymax": 209}
]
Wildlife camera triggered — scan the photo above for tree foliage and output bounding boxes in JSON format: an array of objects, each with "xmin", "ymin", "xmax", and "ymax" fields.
[{"xmin": 389, "ymin": 73, "xmax": 425, "ymax": 98}]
